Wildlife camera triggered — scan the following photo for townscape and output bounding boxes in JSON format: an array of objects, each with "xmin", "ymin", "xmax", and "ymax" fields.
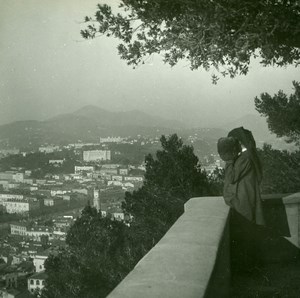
[
  {"xmin": 0, "ymin": 134, "xmax": 221, "ymax": 297},
  {"xmin": 1, "ymin": 0, "xmax": 299, "ymax": 297}
]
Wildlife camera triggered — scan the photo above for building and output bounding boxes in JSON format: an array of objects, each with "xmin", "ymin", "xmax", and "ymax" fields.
[
  {"xmin": 2, "ymin": 198, "xmax": 39, "ymax": 214},
  {"xmin": 10, "ymin": 223, "xmax": 27, "ymax": 236},
  {"xmin": 0, "ymin": 172, "xmax": 15, "ymax": 180},
  {"xmin": 43, "ymin": 198, "xmax": 54, "ymax": 206},
  {"xmin": 33, "ymin": 252, "xmax": 49, "ymax": 272},
  {"xmin": 72, "ymin": 188, "xmax": 88, "ymax": 195},
  {"xmin": 111, "ymin": 210, "xmax": 125, "ymax": 221},
  {"xmin": 0, "ymin": 180, "xmax": 9, "ymax": 190},
  {"xmin": 27, "ymin": 271, "xmax": 47, "ymax": 295},
  {"xmin": 111, "ymin": 175, "xmax": 123, "ymax": 182},
  {"xmin": 99, "ymin": 168, "xmax": 118, "ymax": 175},
  {"xmin": 11, "ymin": 224, "xmax": 52, "ymax": 242},
  {"xmin": 22, "ymin": 178, "xmax": 34, "ymax": 185},
  {"xmin": 38, "ymin": 146, "xmax": 59, "ymax": 153},
  {"xmin": 25, "ymin": 226, "xmax": 52, "ymax": 242},
  {"xmin": 36, "ymin": 179, "xmax": 46, "ymax": 185},
  {"xmin": 124, "ymin": 176, "xmax": 144, "ymax": 182},
  {"xmin": 83, "ymin": 150, "xmax": 111, "ymax": 162},
  {"xmin": 49, "ymin": 159, "xmax": 64, "ymax": 164},
  {"xmin": 0, "ymin": 288, "xmax": 30, "ymax": 298},
  {"xmin": 7, "ymin": 183, "xmax": 20, "ymax": 190},
  {"xmin": 12, "ymin": 173, "xmax": 24, "ymax": 183},
  {"xmin": 100, "ymin": 136, "xmax": 124, "ymax": 143},
  {"xmin": 50, "ymin": 189, "xmax": 68, "ymax": 197},
  {"xmin": 101, "ymin": 164, "xmax": 120, "ymax": 169},
  {"xmin": 107, "ymin": 181, "xmax": 123, "ymax": 187},
  {"xmin": 74, "ymin": 165, "xmax": 95, "ymax": 173},
  {"xmin": 0, "ymin": 149, "xmax": 19, "ymax": 157},
  {"xmin": 0, "ymin": 193, "xmax": 24, "ymax": 203},
  {"xmin": 119, "ymin": 168, "xmax": 129, "ymax": 175},
  {"xmin": 93, "ymin": 189, "xmax": 100, "ymax": 211}
]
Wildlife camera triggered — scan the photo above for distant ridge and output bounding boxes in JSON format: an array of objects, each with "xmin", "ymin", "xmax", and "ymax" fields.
[
  {"xmin": 0, "ymin": 107, "xmax": 292, "ymax": 151},
  {"xmin": 0, "ymin": 106, "xmax": 185, "ymax": 149},
  {"xmin": 48, "ymin": 105, "xmax": 184, "ymax": 129}
]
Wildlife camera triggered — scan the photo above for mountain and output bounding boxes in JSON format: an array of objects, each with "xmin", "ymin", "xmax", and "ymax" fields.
[
  {"xmin": 71, "ymin": 105, "xmax": 184, "ymax": 129},
  {"xmin": 0, "ymin": 106, "xmax": 185, "ymax": 149},
  {"xmin": 0, "ymin": 107, "xmax": 293, "ymax": 151}
]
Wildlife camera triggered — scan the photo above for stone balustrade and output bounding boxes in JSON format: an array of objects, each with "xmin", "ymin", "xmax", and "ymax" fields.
[
  {"xmin": 282, "ymin": 192, "xmax": 300, "ymax": 247},
  {"xmin": 108, "ymin": 197, "xmax": 231, "ymax": 298},
  {"xmin": 108, "ymin": 193, "xmax": 300, "ymax": 298}
]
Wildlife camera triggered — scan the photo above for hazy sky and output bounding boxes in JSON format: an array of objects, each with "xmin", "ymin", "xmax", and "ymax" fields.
[{"xmin": 0, "ymin": 0, "xmax": 299, "ymax": 127}]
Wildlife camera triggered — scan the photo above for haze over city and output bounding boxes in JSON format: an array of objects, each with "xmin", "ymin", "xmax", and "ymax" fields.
[{"xmin": 0, "ymin": 0, "xmax": 299, "ymax": 128}]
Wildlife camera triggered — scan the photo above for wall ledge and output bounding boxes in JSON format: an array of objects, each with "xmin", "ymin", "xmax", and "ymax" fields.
[{"xmin": 108, "ymin": 197, "xmax": 230, "ymax": 298}]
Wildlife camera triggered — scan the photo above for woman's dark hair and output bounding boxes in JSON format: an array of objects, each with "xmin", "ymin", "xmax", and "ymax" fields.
[
  {"xmin": 228, "ymin": 127, "xmax": 263, "ymax": 183},
  {"xmin": 217, "ymin": 137, "xmax": 241, "ymax": 161}
]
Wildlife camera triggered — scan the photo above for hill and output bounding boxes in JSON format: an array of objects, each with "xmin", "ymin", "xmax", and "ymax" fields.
[{"xmin": 0, "ymin": 106, "xmax": 184, "ymax": 149}]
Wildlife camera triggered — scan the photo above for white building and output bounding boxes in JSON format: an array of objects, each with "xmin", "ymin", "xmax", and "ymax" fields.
[
  {"xmin": 111, "ymin": 211, "xmax": 125, "ymax": 221},
  {"xmin": 26, "ymin": 226, "xmax": 52, "ymax": 242},
  {"xmin": 10, "ymin": 224, "xmax": 52, "ymax": 242},
  {"xmin": 111, "ymin": 175, "xmax": 123, "ymax": 182},
  {"xmin": 124, "ymin": 176, "xmax": 144, "ymax": 182},
  {"xmin": 0, "ymin": 193, "xmax": 24, "ymax": 203},
  {"xmin": 44, "ymin": 198, "xmax": 55, "ymax": 206},
  {"xmin": 100, "ymin": 136, "xmax": 124, "ymax": 143},
  {"xmin": 28, "ymin": 271, "xmax": 47, "ymax": 295},
  {"xmin": 12, "ymin": 173, "xmax": 24, "ymax": 183},
  {"xmin": 33, "ymin": 252, "xmax": 49, "ymax": 272},
  {"xmin": 75, "ymin": 165, "xmax": 95, "ymax": 173},
  {"xmin": 119, "ymin": 168, "xmax": 129, "ymax": 175},
  {"xmin": 39, "ymin": 146, "xmax": 59, "ymax": 153},
  {"xmin": 107, "ymin": 180, "xmax": 123, "ymax": 187},
  {"xmin": 2, "ymin": 198, "xmax": 39, "ymax": 214},
  {"xmin": 83, "ymin": 150, "xmax": 111, "ymax": 162},
  {"xmin": 93, "ymin": 189, "xmax": 100, "ymax": 211},
  {"xmin": 10, "ymin": 223, "xmax": 27, "ymax": 236},
  {"xmin": 50, "ymin": 189, "xmax": 68, "ymax": 197},
  {"xmin": 49, "ymin": 159, "xmax": 64, "ymax": 165},
  {"xmin": 101, "ymin": 164, "xmax": 119, "ymax": 169}
]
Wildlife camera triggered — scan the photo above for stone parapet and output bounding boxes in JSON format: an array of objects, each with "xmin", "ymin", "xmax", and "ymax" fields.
[
  {"xmin": 108, "ymin": 197, "xmax": 230, "ymax": 298},
  {"xmin": 282, "ymin": 192, "xmax": 300, "ymax": 247}
]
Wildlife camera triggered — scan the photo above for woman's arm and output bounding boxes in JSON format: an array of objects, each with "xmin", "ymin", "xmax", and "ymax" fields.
[{"xmin": 225, "ymin": 152, "xmax": 252, "ymax": 184}]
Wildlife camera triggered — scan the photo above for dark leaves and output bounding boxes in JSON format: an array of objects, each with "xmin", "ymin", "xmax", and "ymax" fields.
[{"xmin": 82, "ymin": 1, "xmax": 300, "ymax": 79}]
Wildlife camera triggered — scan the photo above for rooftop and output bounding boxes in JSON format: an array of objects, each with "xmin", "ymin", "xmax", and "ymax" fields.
[{"xmin": 30, "ymin": 271, "xmax": 48, "ymax": 280}]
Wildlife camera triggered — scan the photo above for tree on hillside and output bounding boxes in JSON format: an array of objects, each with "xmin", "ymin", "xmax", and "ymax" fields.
[
  {"xmin": 255, "ymin": 81, "xmax": 300, "ymax": 145},
  {"xmin": 41, "ymin": 206, "xmax": 136, "ymax": 298},
  {"xmin": 81, "ymin": 1, "xmax": 300, "ymax": 82},
  {"xmin": 123, "ymin": 134, "xmax": 211, "ymax": 248},
  {"xmin": 258, "ymin": 144, "xmax": 300, "ymax": 194}
]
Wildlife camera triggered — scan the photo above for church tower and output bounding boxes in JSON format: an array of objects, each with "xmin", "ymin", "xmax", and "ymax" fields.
[{"xmin": 93, "ymin": 189, "xmax": 100, "ymax": 211}]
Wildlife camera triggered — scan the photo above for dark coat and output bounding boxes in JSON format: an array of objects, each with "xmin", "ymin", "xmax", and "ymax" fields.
[{"xmin": 223, "ymin": 150, "xmax": 265, "ymax": 225}]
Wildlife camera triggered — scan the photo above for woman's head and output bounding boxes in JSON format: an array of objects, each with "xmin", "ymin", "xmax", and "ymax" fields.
[{"xmin": 217, "ymin": 137, "xmax": 241, "ymax": 161}]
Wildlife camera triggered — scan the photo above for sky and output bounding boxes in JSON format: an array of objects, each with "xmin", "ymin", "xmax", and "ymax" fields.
[{"xmin": 0, "ymin": 0, "xmax": 299, "ymax": 128}]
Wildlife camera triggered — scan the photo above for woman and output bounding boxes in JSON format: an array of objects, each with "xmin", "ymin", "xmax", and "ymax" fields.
[{"xmin": 218, "ymin": 127, "xmax": 265, "ymax": 226}]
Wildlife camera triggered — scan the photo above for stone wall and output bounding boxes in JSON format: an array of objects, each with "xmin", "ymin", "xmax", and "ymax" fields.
[{"xmin": 108, "ymin": 197, "xmax": 231, "ymax": 298}]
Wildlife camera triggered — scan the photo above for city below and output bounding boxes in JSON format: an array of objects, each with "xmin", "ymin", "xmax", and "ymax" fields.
[{"xmin": 0, "ymin": 134, "xmax": 222, "ymax": 297}]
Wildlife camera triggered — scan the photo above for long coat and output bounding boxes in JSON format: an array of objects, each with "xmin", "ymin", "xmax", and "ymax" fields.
[{"xmin": 223, "ymin": 150, "xmax": 265, "ymax": 226}]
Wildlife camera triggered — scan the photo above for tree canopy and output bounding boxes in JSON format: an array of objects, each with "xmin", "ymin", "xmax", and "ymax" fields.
[
  {"xmin": 258, "ymin": 144, "xmax": 300, "ymax": 194},
  {"xmin": 123, "ymin": 134, "xmax": 210, "ymax": 226},
  {"xmin": 42, "ymin": 206, "xmax": 136, "ymax": 298},
  {"xmin": 81, "ymin": 0, "xmax": 300, "ymax": 82},
  {"xmin": 255, "ymin": 81, "xmax": 300, "ymax": 144}
]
